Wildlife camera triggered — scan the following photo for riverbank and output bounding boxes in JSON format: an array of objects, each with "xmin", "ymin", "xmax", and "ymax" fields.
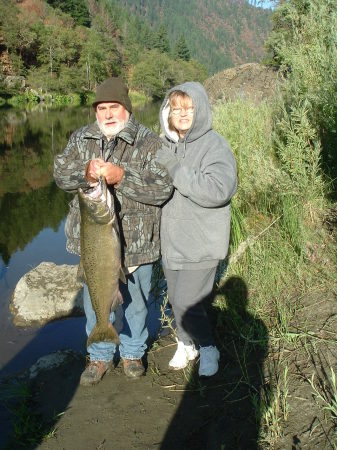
[
  {"xmin": 0, "ymin": 88, "xmax": 149, "ymax": 110},
  {"xmin": 1, "ymin": 275, "xmax": 336, "ymax": 450}
]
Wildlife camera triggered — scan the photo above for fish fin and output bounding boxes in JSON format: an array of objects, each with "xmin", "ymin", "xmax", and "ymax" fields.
[
  {"xmin": 76, "ymin": 260, "xmax": 86, "ymax": 283},
  {"xmin": 119, "ymin": 267, "xmax": 127, "ymax": 284},
  {"xmin": 87, "ymin": 323, "xmax": 120, "ymax": 348}
]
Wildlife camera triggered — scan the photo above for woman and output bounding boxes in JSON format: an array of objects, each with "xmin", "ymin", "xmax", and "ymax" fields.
[{"xmin": 155, "ymin": 82, "xmax": 237, "ymax": 377}]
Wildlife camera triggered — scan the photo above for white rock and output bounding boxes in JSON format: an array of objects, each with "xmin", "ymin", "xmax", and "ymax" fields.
[{"xmin": 10, "ymin": 262, "xmax": 84, "ymax": 327}]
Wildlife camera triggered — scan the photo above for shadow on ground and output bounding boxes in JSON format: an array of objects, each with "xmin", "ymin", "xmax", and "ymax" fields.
[{"xmin": 160, "ymin": 276, "xmax": 269, "ymax": 449}]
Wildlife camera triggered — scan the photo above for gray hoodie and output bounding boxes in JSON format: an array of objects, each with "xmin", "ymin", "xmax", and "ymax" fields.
[{"xmin": 156, "ymin": 81, "xmax": 238, "ymax": 270}]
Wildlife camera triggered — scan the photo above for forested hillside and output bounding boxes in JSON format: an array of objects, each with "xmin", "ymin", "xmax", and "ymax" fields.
[
  {"xmin": 117, "ymin": 0, "xmax": 272, "ymax": 73},
  {"xmin": 0, "ymin": 0, "xmax": 271, "ymax": 100}
]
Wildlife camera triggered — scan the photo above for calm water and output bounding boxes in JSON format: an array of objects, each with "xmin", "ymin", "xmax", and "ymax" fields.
[{"xmin": 0, "ymin": 102, "xmax": 161, "ymax": 378}]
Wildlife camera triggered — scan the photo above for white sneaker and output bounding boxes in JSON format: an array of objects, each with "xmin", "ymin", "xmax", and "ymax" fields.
[
  {"xmin": 169, "ymin": 340, "xmax": 199, "ymax": 370},
  {"xmin": 198, "ymin": 346, "xmax": 220, "ymax": 377}
]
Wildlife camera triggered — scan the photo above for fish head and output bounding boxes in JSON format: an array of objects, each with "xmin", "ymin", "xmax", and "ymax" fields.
[{"xmin": 78, "ymin": 176, "xmax": 113, "ymax": 225}]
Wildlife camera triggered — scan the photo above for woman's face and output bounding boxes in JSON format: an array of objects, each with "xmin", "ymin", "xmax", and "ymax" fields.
[{"xmin": 169, "ymin": 95, "xmax": 194, "ymax": 138}]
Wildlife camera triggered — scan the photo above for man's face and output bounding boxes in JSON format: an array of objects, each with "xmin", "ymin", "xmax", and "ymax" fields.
[{"xmin": 96, "ymin": 102, "xmax": 130, "ymax": 137}]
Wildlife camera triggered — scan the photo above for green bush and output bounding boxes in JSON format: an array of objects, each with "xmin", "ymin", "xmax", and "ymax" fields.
[
  {"xmin": 7, "ymin": 91, "xmax": 39, "ymax": 108},
  {"xmin": 267, "ymin": 0, "xmax": 337, "ymax": 198}
]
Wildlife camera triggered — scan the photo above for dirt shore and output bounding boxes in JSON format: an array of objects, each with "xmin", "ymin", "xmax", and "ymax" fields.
[{"xmin": 2, "ymin": 281, "xmax": 336, "ymax": 450}]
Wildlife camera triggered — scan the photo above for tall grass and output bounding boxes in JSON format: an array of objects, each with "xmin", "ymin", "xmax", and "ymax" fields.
[
  {"xmin": 212, "ymin": 2, "xmax": 336, "ymax": 445},
  {"xmin": 269, "ymin": 0, "xmax": 337, "ymax": 198}
]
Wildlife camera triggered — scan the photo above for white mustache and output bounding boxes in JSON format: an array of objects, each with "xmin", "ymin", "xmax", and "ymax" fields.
[{"xmin": 97, "ymin": 118, "xmax": 127, "ymax": 137}]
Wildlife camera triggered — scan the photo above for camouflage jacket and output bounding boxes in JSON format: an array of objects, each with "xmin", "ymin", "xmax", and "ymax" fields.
[{"xmin": 54, "ymin": 115, "xmax": 172, "ymax": 267}]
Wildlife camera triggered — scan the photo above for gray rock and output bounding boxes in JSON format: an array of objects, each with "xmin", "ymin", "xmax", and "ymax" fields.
[
  {"xmin": 10, "ymin": 262, "xmax": 84, "ymax": 327},
  {"xmin": 28, "ymin": 349, "xmax": 83, "ymax": 379},
  {"xmin": 4, "ymin": 75, "xmax": 25, "ymax": 89}
]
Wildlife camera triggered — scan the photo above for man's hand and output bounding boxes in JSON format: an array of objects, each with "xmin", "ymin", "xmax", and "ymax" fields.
[
  {"xmin": 85, "ymin": 159, "xmax": 105, "ymax": 183},
  {"xmin": 86, "ymin": 160, "xmax": 124, "ymax": 187},
  {"xmin": 100, "ymin": 162, "xmax": 124, "ymax": 187}
]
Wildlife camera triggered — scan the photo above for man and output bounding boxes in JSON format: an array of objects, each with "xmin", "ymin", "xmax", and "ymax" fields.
[{"xmin": 54, "ymin": 77, "xmax": 172, "ymax": 386}]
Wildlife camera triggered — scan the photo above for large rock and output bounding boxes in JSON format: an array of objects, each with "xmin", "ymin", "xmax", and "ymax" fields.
[
  {"xmin": 10, "ymin": 262, "xmax": 84, "ymax": 327},
  {"xmin": 4, "ymin": 75, "xmax": 25, "ymax": 89},
  {"xmin": 204, "ymin": 62, "xmax": 279, "ymax": 104}
]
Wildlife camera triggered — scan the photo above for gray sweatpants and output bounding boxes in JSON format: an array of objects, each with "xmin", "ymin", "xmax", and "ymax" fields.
[{"xmin": 163, "ymin": 266, "xmax": 217, "ymax": 348}]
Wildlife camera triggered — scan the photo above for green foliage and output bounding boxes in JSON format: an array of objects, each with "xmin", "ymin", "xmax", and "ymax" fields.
[
  {"xmin": 7, "ymin": 91, "xmax": 39, "ymax": 108},
  {"xmin": 213, "ymin": 99, "xmax": 277, "ymax": 217},
  {"xmin": 213, "ymin": 3, "xmax": 336, "ymax": 359},
  {"xmin": 173, "ymin": 35, "xmax": 191, "ymax": 61},
  {"xmin": 273, "ymin": 98, "xmax": 324, "ymax": 201},
  {"xmin": 130, "ymin": 50, "xmax": 208, "ymax": 99},
  {"xmin": 46, "ymin": 0, "xmax": 90, "ymax": 26},
  {"xmin": 266, "ymin": 0, "xmax": 337, "ymax": 196},
  {"xmin": 1, "ymin": 0, "xmax": 270, "ymax": 100},
  {"xmin": 153, "ymin": 24, "xmax": 171, "ymax": 54},
  {"xmin": 116, "ymin": 0, "xmax": 272, "ymax": 74},
  {"xmin": 130, "ymin": 50, "xmax": 175, "ymax": 99},
  {"xmin": 79, "ymin": 28, "xmax": 121, "ymax": 87}
]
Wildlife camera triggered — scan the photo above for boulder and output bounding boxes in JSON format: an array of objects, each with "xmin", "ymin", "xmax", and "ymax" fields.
[
  {"xmin": 4, "ymin": 75, "xmax": 25, "ymax": 89},
  {"xmin": 28, "ymin": 349, "xmax": 84, "ymax": 380},
  {"xmin": 10, "ymin": 262, "xmax": 84, "ymax": 327}
]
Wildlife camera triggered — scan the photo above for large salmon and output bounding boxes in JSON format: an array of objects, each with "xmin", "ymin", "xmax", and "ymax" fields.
[{"xmin": 78, "ymin": 176, "xmax": 126, "ymax": 347}]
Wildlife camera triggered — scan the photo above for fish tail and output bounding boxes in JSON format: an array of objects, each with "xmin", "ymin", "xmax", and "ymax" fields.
[{"xmin": 87, "ymin": 323, "xmax": 120, "ymax": 347}]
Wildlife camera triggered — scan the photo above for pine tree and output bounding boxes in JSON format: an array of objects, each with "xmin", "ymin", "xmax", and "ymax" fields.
[
  {"xmin": 174, "ymin": 35, "xmax": 190, "ymax": 61},
  {"xmin": 153, "ymin": 24, "xmax": 170, "ymax": 53},
  {"xmin": 46, "ymin": 0, "xmax": 90, "ymax": 27}
]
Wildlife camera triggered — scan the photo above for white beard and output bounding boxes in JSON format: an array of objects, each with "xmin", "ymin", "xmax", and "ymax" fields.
[{"xmin": 96, "ymin": 117, "xmax": 127, "ymax": 139}]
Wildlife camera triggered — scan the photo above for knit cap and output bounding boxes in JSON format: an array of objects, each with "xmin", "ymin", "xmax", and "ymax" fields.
[{"xmin": 92, "ymin": 77, "xmax": 132, "ymax": 112}]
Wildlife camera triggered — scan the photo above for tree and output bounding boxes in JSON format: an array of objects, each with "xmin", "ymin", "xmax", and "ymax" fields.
[
  {"xmin": 46, "ymin": 0, "xmax": 90, "ymax": 27},
  {"xmin": 80, "ymin": 28, "xmax": 121, "ymax": 88},
  {"xmin": 153, "ymin": 24, "xmax": 170, "ymax": 54},
  {"xmin": 130, "ymin": 49, "xmax": 174, "ymax": 99},
  {"xmin": 174, "ymin": 35, "xmax": 191, "ymax": 61}
]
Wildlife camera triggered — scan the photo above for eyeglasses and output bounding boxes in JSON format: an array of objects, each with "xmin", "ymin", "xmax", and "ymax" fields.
[{"xmin": 171, "ymin": 107, "xmax": 194, "ymax": 116}]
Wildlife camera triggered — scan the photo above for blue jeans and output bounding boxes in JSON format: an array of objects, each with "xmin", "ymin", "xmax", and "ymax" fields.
[{"xmin": 83, "ymin": 263, "xmax": 153, "ymax": 362}]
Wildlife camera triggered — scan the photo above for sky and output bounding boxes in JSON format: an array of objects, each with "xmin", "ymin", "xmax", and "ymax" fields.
[
  {"xmin": 260, "ymin": 1, "xmax": 275, "ymax": 9},
  {"xmin": 249, "ymin": 0, "xmax": 275, "ymax": 9}
]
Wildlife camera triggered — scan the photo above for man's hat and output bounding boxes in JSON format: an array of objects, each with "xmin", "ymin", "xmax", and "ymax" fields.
[{"xmin": 92, "ymin": 77, "xmax": 132, "ymax": 113}]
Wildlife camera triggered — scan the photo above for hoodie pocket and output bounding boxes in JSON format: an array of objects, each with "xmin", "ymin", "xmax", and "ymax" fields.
[{"xmin": 164, "ymin": 206, "xmax": 231, "ymax": 262}]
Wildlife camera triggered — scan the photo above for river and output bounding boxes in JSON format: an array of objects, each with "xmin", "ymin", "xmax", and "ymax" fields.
[{"xmin": 0, "ymin": 101, "xmax": 161, "ymax": 378}]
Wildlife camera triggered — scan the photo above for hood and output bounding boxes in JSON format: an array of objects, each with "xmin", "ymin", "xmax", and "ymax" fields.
[{"xmin": 159, "ymin": 82, "xmax": 212, "ymax": 143}]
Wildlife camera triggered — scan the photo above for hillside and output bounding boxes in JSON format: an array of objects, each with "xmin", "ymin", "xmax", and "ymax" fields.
[
  {"xmin": 0, "ymin": 0, "xmax": 272, "ymax": 98},
  {"xmin": 117, "ymin": 0, "xmax": 272, "ymax": 74}
]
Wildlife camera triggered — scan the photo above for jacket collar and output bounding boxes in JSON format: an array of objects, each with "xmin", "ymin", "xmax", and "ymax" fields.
[{"xmin": 84, "ymin": 114, "xmax": 138, "ymax": 145}]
